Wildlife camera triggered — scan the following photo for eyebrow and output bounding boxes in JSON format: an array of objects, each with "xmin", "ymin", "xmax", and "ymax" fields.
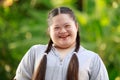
[
  {"xmin": 54, "ymin": 22, "xmax": 70, "ymax": 26},
  {"xmin": 63, "ymin": 22, "xmax": 71, "ymax": 26}
]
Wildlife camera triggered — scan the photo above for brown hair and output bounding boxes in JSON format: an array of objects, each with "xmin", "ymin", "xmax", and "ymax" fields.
[{"xmin": 32, "ymin": 7, "xmax": 80, "ymax": 80}]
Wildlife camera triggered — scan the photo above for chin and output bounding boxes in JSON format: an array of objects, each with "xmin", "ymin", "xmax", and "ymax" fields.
[{"xmin": 60, "ymin": 43, "xmax": 71, "ymax": 48}]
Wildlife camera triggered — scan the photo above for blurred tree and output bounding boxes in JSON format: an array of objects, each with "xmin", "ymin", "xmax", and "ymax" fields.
[
  {"xmin": 0, "ymin": 0, "xmax": 52, "ymax": 79},
  {"xmin": 75, "ymin": 0, "xmax": 120, "ymax": 80}
]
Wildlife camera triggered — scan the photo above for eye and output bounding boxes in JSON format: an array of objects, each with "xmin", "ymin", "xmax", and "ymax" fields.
[
  {"xmin": 54, "ymin": 26, "xmax": 60, "ymax": 30},
  {"xmin": 65, "ymin": 25, "xmax": 71, "ymax": 29}
]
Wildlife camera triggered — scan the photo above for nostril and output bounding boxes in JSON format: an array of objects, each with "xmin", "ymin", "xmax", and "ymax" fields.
[{"xmin": 60, "ymin": 28, "xmax": 67, "ymax": 33}]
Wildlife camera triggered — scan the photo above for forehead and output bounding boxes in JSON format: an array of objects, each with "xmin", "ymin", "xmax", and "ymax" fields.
[{"xmin": 51, "ymin": 14, "xmax": 74, "ymax": 25}]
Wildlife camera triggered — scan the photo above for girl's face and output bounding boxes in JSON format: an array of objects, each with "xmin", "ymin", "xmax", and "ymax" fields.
[{"xmin": 48, "ymin": 14, "xmax": 78, "ymax": 49}]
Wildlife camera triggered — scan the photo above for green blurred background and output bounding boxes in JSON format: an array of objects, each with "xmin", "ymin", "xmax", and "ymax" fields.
[{"xmin": 0, "ymin": 0, "xmax": 120, "ymax": 80}]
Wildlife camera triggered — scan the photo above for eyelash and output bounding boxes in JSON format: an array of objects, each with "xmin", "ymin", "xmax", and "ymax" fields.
[
  {"xmin": 54, "ymin": 27, "xmax": 60, "ymax": 30},
  {"xmin": 65, "ymin": 25, "xmax": 71, "ymax": 28},
  {"xmin": 54, "ymin": 25, "xmax": 71, "ymax": 30}
]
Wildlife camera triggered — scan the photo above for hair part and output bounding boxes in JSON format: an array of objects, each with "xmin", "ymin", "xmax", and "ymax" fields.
[{"xmin": 47, "ymin": 7, "xmax": 77, "ymax": 26}]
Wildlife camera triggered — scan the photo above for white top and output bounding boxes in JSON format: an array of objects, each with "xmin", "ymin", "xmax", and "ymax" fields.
[{"xmin": 14, "ymin": 44, "xmax": 109, "ymax": 80}]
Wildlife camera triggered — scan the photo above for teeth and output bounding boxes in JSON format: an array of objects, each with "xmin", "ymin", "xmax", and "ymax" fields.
[
  {"xmin": 59, "ymin": 35, "xmax": 69, "ymax": 38},
  {"xmin": 60, "ymin": 36, "xmax": 67, "ymax": 37}
]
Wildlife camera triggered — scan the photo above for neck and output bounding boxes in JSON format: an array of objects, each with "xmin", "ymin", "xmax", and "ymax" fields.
[
  {"xmin": 54, "ymin": 43, "xmax": 76, "ymax": 50},
  {"xmin": 53, "ymin": 43, "xmax": 76, "ymax": 59}
]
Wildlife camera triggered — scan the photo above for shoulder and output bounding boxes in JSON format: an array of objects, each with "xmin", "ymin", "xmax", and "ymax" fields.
[
  {"xmin": 31, "ymin": 44, "xmax": 47, "ymax": 50},
  {"xmin": 25, "ymin": 44, "xmax": 48, "ymax": 57},
  {"xmin": 29, "ymin": 44, "xmax": 48, "ymax": 53},
  {"xmin": 77, "ymin": 46, "xmax": 103, "ymax": 68},
  {"xmin": 77, "ymin": 45, "xmax": 101, "ymax": 64},
  {"xmin": 78, "ymin": 46, "xmax": 98, "ymax": 58}
]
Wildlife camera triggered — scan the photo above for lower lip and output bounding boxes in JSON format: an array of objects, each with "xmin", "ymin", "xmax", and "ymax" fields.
[{"xmin": 60, "ymin": 36, "xmax": 69, "ymax": 40}]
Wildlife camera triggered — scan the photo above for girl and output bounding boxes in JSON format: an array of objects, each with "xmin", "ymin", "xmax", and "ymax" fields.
[{"xmin": 14, "ymin": 7, "xmax": 109, "ymax": 80}]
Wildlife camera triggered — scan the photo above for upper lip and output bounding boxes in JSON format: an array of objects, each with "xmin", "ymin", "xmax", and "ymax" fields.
[{"xmin": 59, "ymin": 35, "xmax": 69, "ymax": 38}]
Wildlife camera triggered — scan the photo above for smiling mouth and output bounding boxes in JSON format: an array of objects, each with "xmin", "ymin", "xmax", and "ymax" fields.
[{"xmin": 59, "ymin": 35, "xmax": 70, "ymax": 39}]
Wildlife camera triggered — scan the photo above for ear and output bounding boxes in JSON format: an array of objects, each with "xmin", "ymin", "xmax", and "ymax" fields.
[
  {"xmin": 75, "ymin": 23, "xmax": 79, "ymax": 31},
  {"xmin": 46, "ymin": 27, "xmax": 50, "ymax": 35}
]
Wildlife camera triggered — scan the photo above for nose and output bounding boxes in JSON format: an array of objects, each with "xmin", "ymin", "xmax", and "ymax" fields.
[{"xmin": 59, "ymin": 28, "xmax": 67, "ymax": 33}]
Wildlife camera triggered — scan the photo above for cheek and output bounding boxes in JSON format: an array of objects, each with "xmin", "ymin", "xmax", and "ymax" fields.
[
  {"xmin": 69, "ymin": 29, "xmax": 77, "ymax": 37},
  {"xmin": 69, "ymin": 28, "xmax": 76, "ymax": 33},
  {"xmin": 49, "ymin": 30, "xmax": 57, "ymax": 38},
  {"xmin": 73, "ymin": 27, "xmax": 78, "ymax": 33}
]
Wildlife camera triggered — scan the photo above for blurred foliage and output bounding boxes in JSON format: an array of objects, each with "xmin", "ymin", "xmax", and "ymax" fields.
[{"xmin": 0, "ymin": 0, "xmax": 120, "ymax": 80}]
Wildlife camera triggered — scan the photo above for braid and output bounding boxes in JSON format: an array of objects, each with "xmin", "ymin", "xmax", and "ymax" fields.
[
  {"xmin": 67, "ymin": 31, "xmax": 80, "ymax": 80},
  {"xmin": 67, "ymin": 54, "xmax": 79, "ymax": 80},
  {"xmin": 32, "ymin": 39, "xmax": 53, "ymax": 80},
  {"xmin": 74, "ymin": 31, "xmax": 80, "ymax": 52},
  {"xmin": 45, "ymin": 39, "xmax": 53, "ymax": 53},
  {"xmin": 33, "ymin": 55, "xmax": 47, "ymax": 80}
]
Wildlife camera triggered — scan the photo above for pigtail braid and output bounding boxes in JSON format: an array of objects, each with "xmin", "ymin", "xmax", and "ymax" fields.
[
  {"xmin": 33, "ymin": 55, "xmax": 47, "ymax": 80},
  {"xmin": 67, "ymin": 31, "xmax": 80, "ymax": 80},
  {"xmin": 32, "ymin": 39, "xmax": 53, "ymax": 80},
  {"xmin": 67, "ymin": 54, "xmax": 79, "ymax": 80},
  {"xmin": 45, "ymin": 39, "xmax": 53, "ymax": 53},
  {"xmin": 75, "ymin": 31, "xmax": 80, "ymax": 52}
]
